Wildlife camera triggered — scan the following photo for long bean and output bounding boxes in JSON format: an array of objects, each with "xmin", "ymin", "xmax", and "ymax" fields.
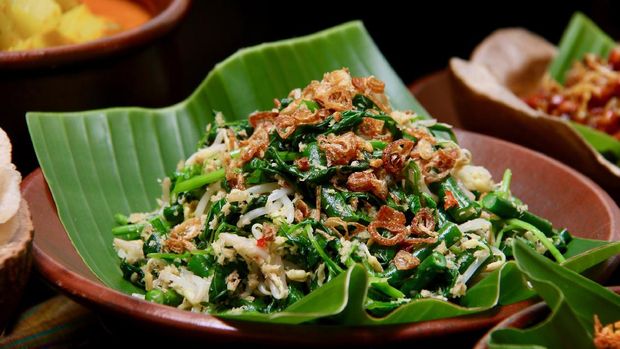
[
  {"xmin": 506, "ymin": 219, "xmax": 565, "ymax": 263},
  {"xmin": 173, "ymin": 168, "xmax": 226, "ymax": 194},
  {"xmin": 482, "ymin": 193, "xmax": 553, "ymax": 236}
]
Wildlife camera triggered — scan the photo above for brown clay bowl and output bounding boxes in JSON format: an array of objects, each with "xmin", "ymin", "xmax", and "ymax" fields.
[
  {"xmin": 0, "ymin": 200, "xmax": 34, "ymax": 331},
  {"xmin": 474, "ymin": 286, "xmax": 620, "ymax": 349},
  {"xmin": 21, "ymin": 129, "xmax": 620, "ymax": 345},
  {"xmin": 0, "ymin": 0, "xmax": 190, "ymax": 174}
]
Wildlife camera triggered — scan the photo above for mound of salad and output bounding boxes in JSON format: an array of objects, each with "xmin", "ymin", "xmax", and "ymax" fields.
[{"xmin": 112, "ymin": 69, "xmax": 572, "ymax": 315}]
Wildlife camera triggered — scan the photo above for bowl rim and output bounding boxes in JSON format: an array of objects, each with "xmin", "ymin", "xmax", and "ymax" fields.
[
  {"xmin": 0, "ymin": 0, "xmax": 191, "ymax": 70},
  {"xmin": 22, "ymin": 129, "xmax": 620, "ymax": 343},
  {"xmin": 473, "ymin": 286, "xmax": 620, "ymax": 349},
  {"xmin": 0, "ymin": 200, "xmax": 33, "ymax": 266}
]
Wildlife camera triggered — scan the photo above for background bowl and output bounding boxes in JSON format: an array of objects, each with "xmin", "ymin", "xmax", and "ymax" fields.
[
  {"xmin": 0, "ymin": 200, "xmax": 34, "ymax": 331},
  {"xmin": 0, "ymin": 0, "xmax": 190, "ymax": 174},
  {"xmin": 474, "ymin": 286, "xmax": 620, "ymax": 349},
  {"xmin": 21, "ymin": 129, "xmax": 620, "ymax": 345}
]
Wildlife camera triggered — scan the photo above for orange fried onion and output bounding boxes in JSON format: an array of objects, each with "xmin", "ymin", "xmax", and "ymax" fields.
[
  {"xmin": 164, "ymin": 218, "xmax": 203, "ymax": 253},
  {"xmin": 393, "ymin": 250, "xmax": 420, "ymax": 271},
  {"xmin": 594, "ymin": 314, "xmax": 620, "ymax": 349},
  {"xmin": 275, "ymin": 107, "xmax": 327, "ymax": 139},
  {"xmin": 346, "ymin": 170, "xmax": 388, "ymax": 200},
  {"xmin": 382, "ymin": 139, "xmax": 415, "ymax": 174},
  {"xmin": 352, "ymin": 76, "xmax": 391, "ymax": 113},
  {"xmin": 368, "ymin": 206, "xmax": 408, "ymax": 246},
  {"xmin": 358, "ymin": 117, "xmax": 392, "ymax": 141},
  {"xmin": 239, "ymin": 122, "xmax": 271, "ymax": 163},
  {"xmin": 308, "ymin": 69, "xmax": 356, "ymax": 111},
  {"xmin": 324, "ymin": 217, "xmax": 366, "ymax": 238},
  {"xmin": 317, "ymin": 131, "xmax": 367, "ymax": 166},
  {"xmin": 405, "ymin": 208, "xmax": 438, "ymax": 246},
  {"xmin": 248, "ymin": 111, "xmax": 277, "ymax": 128},
  {"xmin": 421, "ymin": 146, "xmax": 460, "ymax": 183},
  {"xmin": 294, "ymin": 198, "xmax": 311, "ymax": 223}
]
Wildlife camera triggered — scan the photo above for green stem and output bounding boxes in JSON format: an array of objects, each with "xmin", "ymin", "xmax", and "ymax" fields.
[
  {"xmin": 147, "ymin": 252, "xmax": 191, "ymax": 260},
  {"xmin": 499, "ymin": 169, "xmax": 512, "ymax": 198},
  {"xmin": 173, "ymin": 168, "xmax": 225, "ymax": 194},
  {"xmin": 369, "ymin": 277, "xmax": 405, "ymax": 299},
  {"xmin": 230, "ymin": 148, "xmax": 298, "ymax": 161},
  {"xmin": 306, "ymin": 225, "xmax": 343, "ymax": 276},
  {"xmin": 112, "ymin": 223, "xmax": 145, "ymax": 240},
  {"xmin": 506, "ymin": 219, "xmax": 565, "ymax": 263}
]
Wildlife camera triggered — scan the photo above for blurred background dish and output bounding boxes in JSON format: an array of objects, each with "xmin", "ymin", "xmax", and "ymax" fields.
[{"xmin": 0, "ymin": 0, "xmax": 189, "ymax": 174}]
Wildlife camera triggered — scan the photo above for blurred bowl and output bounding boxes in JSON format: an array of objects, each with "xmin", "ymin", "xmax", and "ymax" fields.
[
  {"xmin": 474, "ymin": 286, "xmax": 620, "ymax": 349},
  {"xmin": 21, "ymin": 129, "xmax": 620, "ymax": 345},
  {"xmin": 0, "ymin": 200, "xmax": 34, "ymax": 331},
  {"xmin": 0, "ymin": 0, "xmax": 190, "ymax": 174}
]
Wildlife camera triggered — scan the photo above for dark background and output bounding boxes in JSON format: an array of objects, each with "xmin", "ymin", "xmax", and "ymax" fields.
[{"xmin": 4, "ymin": 0, "xmax": 620, "ymax": 173}]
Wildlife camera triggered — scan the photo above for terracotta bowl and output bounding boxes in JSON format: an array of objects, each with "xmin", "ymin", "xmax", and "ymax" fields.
[
  {"xmin": 0, "ymin": 0, "xmax": 190, "ymax": 174},
  {"xmin": 21, "ymin": 129, "xmax": 620, "ymax": 345},
  {"xmin": 474, "ymin": 286, "xmax": 620, "ymax": 349},
  {"xmin": 0, "ymin": 200, "xmax": 34, "ymax": 331}
]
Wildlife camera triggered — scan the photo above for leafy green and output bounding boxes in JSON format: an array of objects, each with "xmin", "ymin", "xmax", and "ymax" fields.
[{"xmin": 487, "ymin": 240, "xmax": 620, "ymax": 349}]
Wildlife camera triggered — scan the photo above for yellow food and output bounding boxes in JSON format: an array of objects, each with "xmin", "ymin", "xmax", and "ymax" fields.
[{"xmin": 0, "ymin": 0, "xmax": 131, "ymax": 51}]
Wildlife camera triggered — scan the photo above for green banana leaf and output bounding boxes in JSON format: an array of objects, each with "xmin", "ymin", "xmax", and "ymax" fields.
[
  {"xmin": 548, "ymin": 12, "xmax": 620, "ymax": 163},
  {"xmin": 27, "ymin": 21, "xmax": 423, "ymax": 295},
  {"xmin": 27, "ymin": 20, "xmax": 616, "ymax": 325},
  {"xmin": 487, "ymin": 240, "xmax": 620, "ymax": 349}
]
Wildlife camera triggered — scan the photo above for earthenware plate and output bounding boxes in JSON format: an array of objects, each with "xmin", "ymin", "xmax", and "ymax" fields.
[{"xmin": 22, "ymin": 129, "xmax": 620, "ymax": 345}]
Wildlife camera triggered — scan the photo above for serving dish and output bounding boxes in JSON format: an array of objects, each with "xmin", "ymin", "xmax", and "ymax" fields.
[
  {"xmin": 23, "ymin": 127, "xmax": 620, "ymax": 344},
  {"xmin": 0, "ymin": 0, "xmax": 190, "ymax": 174}
]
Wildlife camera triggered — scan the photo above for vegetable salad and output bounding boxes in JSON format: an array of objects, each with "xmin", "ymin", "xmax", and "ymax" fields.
[{"xmin": 112, "ymin": 69, "xmax": 572, "ymax": 316}]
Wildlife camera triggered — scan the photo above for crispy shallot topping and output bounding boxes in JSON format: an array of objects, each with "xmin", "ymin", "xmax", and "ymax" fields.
[
  {"xmin": 358, "ymin": 117, "xmax": 392, "ymax": 141},
  {"xmin": 324, "ymin": 217, "xmax": 366, "ymax": 238},
  {"xmin": 248, "ymin": 111, "xmax": 277, "ymax": 128},
  {"xmin": 240, "ymin": 123, "xmax": 271, "ymax": 162},
  {"xmin": 318, "ymin": 132, "xmax": 366, "ymax": 166},
  {"xmin": 275, "ymin": 108, "xmax": 324, "ymax": 139},
  {"xmin": 295, "ymin": 157, "xmax": 311, "ymax": 172},
  {"xmin": 406, "ymin": 208, "xmax": 438, "ymax": 246},
  {"xmin": 294, "ymin": 199, "xmax": 311, "ymax": 223},
  {"xmin": 352, "ymin": 76, "xmax": 391, "ymax": 113},
  {"xmin": 368, "ymin": 206, "xmax": 408, "ymax": 246},
  {"xmin": 225, "ymin": 160, "xmax": 245, "ymax": 190},
  {"xmin": 594, "ymin": 315, "xmax": 620, "ymax": 349},
  {"xmin": 346, "ymin": 170, "xmax": 388, "ymax": 200},
  {"xmin": 369, "ymin": 158, "xmax": 384, "ymax": 168},
  {"xmin": 309, "ymin": 69, "xmax": 356, "ymax": 111},
  {"xmin": 421, "ymin": 147, "xmax": 460, "ymax": 183},
  {"xmin": 164, "ymin": 218, "xmax": 202, "ymax": 253},
  {"xmin": 382, "ymin": 139, "xmax": 415, "ymax": 174},
  {"xmin": 393, "ymin": 250, "xmax": 420, "ymax": 270}
]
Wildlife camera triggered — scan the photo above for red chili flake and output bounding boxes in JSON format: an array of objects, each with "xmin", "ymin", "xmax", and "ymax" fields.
[{"xmin": 444, "ymin": 190, "xmax": 458, "ymax": 210}]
